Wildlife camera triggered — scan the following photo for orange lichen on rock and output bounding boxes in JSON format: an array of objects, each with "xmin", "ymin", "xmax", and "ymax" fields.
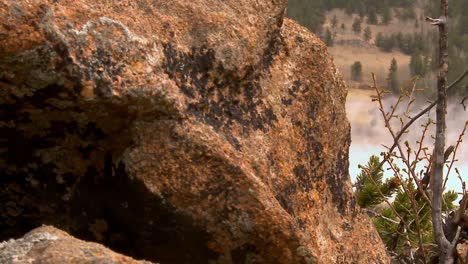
[{"xmin": 0, "ymin": 0, "xmax": 389, "ymax": 263}]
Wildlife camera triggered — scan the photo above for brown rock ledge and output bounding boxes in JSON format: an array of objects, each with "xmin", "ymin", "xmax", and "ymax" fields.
[{"xmin": 0, "ymin": 225, "xmax": 153, "ymax": 263}]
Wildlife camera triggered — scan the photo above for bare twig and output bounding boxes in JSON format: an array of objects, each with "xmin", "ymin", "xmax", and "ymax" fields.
[
  {"xmin": 443, "ymin": 122, "xmax": 467, "ymax": 190},
  {"xmin": 405, "ymin": 77, "xmax": 418, "ymax": 115},
  {"xmin": 364, "ymin": 209, "xmax": 402, "ymax": 224},
  {"xmin": 385, "ymin": 160, "xmax": 427, "ymax": 261},
  {"xmin": 426, "ymin": 16, "xmax": 447, "ymax": 26},
  {"xmin": 369, "ymin": 68, "xmax": 468, "ymax": 183},
  {"xmin": 372, "ymin": 74, "xmax": 432, "ymax": 207},
  {"xmin": 412, "ymin": 120, "xmax": 432, "ymax": 173},
  {"xmin": 372, "ymin": 77, "xmax": 431, "ymax": 260}
]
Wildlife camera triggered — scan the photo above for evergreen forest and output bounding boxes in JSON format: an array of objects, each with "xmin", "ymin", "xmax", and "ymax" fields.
[{"xmin": 287, "ymin": 0, "xmax": 468, "ymax": 96}]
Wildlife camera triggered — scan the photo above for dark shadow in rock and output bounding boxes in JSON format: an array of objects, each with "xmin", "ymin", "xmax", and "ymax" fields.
[
  {"xmin": 69, "ymin": 153, "xmax": 219, "ymax": 264},
  {"xmin": 0, "ymin": 90, "xmax": 219, "ymax": 263}
]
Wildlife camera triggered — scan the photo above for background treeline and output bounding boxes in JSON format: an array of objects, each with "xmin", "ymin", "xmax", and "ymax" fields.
[
  {"xmin": 375, "ymin": 32, "xmax": 426, "ymax": 55},
  {"xmin": 287, "ymin": 0, "xmax": 468, "ymax": 97},
  {"xmin": 287, "ymin": 0, "xmax": 416, "ymax": 34}
]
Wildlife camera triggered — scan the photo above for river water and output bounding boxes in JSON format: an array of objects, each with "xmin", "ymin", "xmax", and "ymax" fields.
[{"xmin": 347, "ymin": 88, "xmax": 468, "ymax": 196}]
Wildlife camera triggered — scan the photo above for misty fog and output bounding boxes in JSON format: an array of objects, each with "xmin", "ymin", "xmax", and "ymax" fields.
[{"xmin": 347, "ymin": 89, "xmax": 467, "ymax": 194}]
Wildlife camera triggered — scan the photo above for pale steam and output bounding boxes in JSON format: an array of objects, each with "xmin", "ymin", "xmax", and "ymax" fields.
[{"xmin": 347, "ymin": 89, "xmax": 468, "ymax": 193}]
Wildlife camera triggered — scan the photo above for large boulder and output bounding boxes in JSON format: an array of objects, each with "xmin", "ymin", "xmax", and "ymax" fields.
[{"xmin": 0, "ymin": 0, "xmax": 389, "ymax": 263}]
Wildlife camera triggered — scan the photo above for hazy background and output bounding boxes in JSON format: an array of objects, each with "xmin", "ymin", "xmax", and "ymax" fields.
[
  {"xmin": 347, "ymin": 89, "xmax": 467, "ymax": 194},
  {"xmin": 287, "ymin": 0, "xmax": 468, "ymax": 195}
]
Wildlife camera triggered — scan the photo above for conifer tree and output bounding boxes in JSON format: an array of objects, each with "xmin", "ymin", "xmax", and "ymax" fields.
[
  {"xmin": 331, "ymin": 15, "xmax": 338, "ymax": 29},
  {"xmin": 382, "ymin": 8, "xmax": 392, "ymax": 25},
  {"xmin": 367, "ymin": 8, "xmax": 378, "ymax": 25},
  {"xmin": 324, "ymin": 28, "xmax": 334, "ymax": 46},
  {"xmin": 363, "ymin": 26, "xmax": 372, "ymax": 42},
  {"xmin": 286, "ymin": 0, "xmax": 325, "ymax": 33},
  {"xmin": 357, "ymin": 3, "xmax": 366, "ymax": 19},
  {"xmin": 352, "ymin": 18, "xmax": 362, "ymax": 34},
  {"xmin": 375, "ymin": 32, "xmax": 384, "ymax": 47},
  {"xmin": 409, "ymin": 52, "xmax": 426, "ymax": 77},
  {"xmin": 387, "ymin": 58, "xmax": 399, "ymax": 93},
  {"xmin": 351, "ymin": 61, "xmax": 363, "ymax": 81},
  {"xmin": 355, "ymin": 156, "xmax": 399, "ymax": 208}
]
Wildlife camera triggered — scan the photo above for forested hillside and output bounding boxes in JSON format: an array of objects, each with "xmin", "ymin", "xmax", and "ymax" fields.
[
  {"xmin": 287, "ymin": 0, "xmax": 468, "ymax": 96},
  {"xmin": 287, "ymin": 0, "xmax": 417, "ymax": 34}
]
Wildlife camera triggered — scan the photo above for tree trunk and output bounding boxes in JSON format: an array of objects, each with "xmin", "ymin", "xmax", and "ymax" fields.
[{"xmin": 430, "ymin": 0, "xmax": 455, "ymax": 263}]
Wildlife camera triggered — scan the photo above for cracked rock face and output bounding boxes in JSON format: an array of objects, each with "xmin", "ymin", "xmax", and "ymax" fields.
[{"xmin": 0, "ymin": 0, "xmax": 389, "ymax": 263}]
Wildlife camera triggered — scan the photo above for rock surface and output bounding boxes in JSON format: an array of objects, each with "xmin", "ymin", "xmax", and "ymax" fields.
[
  {"xmin": 0, "ymin": 0, "xmax": 389, "ymax": 263},
  {"xmin": 457, "ymin": 241, "xmax": 468, "ymax": 264},
  {"xmin": 0, "ymin": 225, "xmax": 152, "ymax": 263}
]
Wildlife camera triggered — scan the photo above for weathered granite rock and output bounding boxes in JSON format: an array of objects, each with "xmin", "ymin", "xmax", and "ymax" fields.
[
  {"xmin": 457, "ymin": 241, "xmax": 468, "ymax": 264},
  {"xmin": 0, "ymin": 0, "xmax": 389, "ymax": 263},
  {"xmin": 0, "ymin": 225, "xmax": 152, "ymax": 263}
]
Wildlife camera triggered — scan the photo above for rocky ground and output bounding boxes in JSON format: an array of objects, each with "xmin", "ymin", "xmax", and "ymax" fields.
[{"xmin": 0, "ymin": 226, "xmax": 153, "ymax": 263}]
